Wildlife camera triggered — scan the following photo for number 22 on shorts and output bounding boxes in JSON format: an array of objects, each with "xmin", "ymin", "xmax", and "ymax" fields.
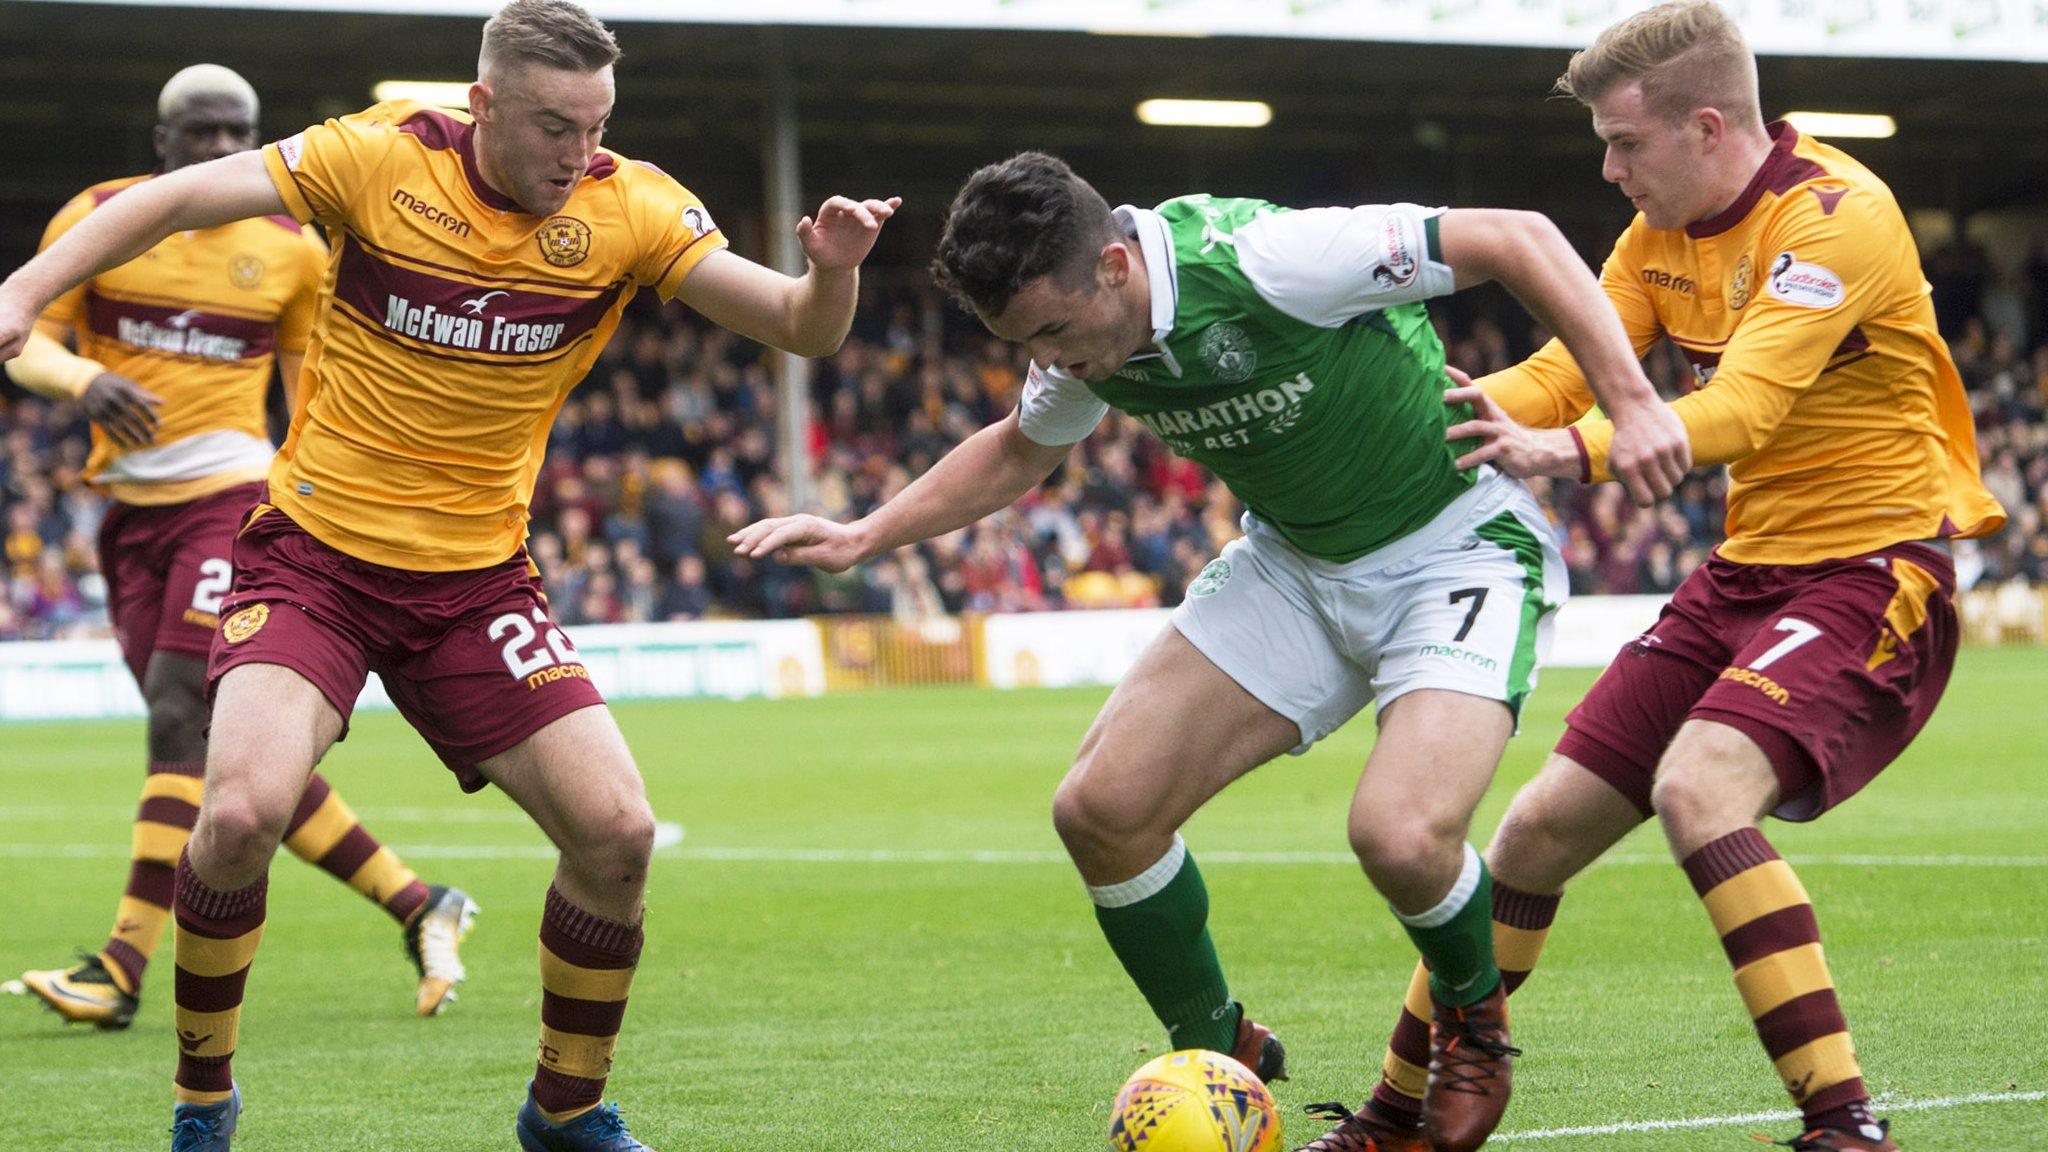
[
  {"xmin": 489, "ymin": 607, "xmax": 578, "ymax": 678},
  {"xmin": 191, "ymin": 558, "xmax": 233, "ymax": 614}
]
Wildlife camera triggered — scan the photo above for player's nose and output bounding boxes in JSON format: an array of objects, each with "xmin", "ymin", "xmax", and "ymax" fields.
[{"xmin": 202, "ymin": 132, "xmax": 243, "ymax": 161}]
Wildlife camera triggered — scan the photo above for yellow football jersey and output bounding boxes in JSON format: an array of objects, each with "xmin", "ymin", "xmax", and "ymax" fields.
[
  {"xmin": 1483, "ymin": 123, "xmax": 2004, "ymax": 565},
  {"xmin": 260, "ymin": 100, "xmax": 728, "ymax": 570},
  {"xmin": 36, "ymin": 175, "xmax": 326, "ymax": 506}
]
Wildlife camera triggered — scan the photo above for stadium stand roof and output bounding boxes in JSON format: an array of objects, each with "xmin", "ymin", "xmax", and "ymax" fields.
[{"xmin": 2, "ymin": 3, "xmax": 2042, "ymax": 269}]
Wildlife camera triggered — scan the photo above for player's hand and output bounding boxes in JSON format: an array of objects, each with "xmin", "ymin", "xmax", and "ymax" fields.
[
  {"xmin": 797, "ymin": 196, "xmax": 902, "ymax": 271},
  {"xmin": 0, "ymin": 297, "xmax": 33, "ymax": 363},
  {"xmin": 727, "ymin": 513, "xmax": 873, "ymax": 573},
  {"xmin": 1603, "ymin": 398, "xmax": 1690, "ymax": 507},
  {"xmin": 1444, "ymin": 385, "xmax": 1580, "ymax": 480},
  {"xmin": 82, "ymin": 371, "xmax": 164, "ymax": 449}
]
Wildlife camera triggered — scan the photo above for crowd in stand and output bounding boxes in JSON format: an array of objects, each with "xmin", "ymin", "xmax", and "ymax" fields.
[{"xmin": 4, "ymin": 242, "xmax": 2048, "ymax": 641}]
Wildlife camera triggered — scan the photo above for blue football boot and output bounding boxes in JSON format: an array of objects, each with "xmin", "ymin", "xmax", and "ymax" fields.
[
  {"xmin": 169, "ymin": 1085, "xmax": 241, "ymax": 1152},
  {"xmin": 516, "ymin": 1092, "xmax": 654, "ymax": 1152}
]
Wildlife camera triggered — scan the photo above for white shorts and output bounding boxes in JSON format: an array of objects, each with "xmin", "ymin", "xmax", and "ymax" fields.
[{"xmin": 1171, "ymin": 471, "xmax": 1568, "ymax": 752}]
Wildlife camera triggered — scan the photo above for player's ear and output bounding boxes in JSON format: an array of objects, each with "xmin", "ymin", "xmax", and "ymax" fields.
[
  {"xmin": 468, "ymin": 80, "xmax": 492, "ymax": 126},
  {"xmin": 153, "ymin": 123, "xmax": 171, "ymax": 165},
  {"xmin": 1693, "ymin": 106, "xmax": 1726, "ymax": 152},
  {"xmin": 1100, "ymin": 242, "xmax": 1133, "ymax": 289}
]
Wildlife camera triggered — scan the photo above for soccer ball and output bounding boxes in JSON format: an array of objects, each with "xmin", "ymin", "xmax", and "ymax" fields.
[{"xmin": 1107, "ymin": 1049, "xmax": 1281, "ymax": 1152}]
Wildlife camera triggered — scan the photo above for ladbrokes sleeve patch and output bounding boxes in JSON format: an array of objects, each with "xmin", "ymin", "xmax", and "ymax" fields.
[
  {"xmin": 1765, "ymin": 251, "xmax": 1845, "ymax": 309},
  {"xmin": 1374, "ymin": 211, "xmax": 1422, "ymax": 289}
]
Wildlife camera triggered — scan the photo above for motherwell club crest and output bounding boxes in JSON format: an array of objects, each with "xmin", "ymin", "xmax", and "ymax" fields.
[
  {"xmin": 537, "ymin": 216, "xmax": 591, "ymax": 267},
  {"xmin": 221, "ymin": 603, "xmax": 269, "ymax": 644},
  {"xmin": 1728, "ymin": 253, "xmax": 1755, "ymax": 311},
  {"xmin": 229, "ymin": 254, "xmax": 265, "ymax": 290}
]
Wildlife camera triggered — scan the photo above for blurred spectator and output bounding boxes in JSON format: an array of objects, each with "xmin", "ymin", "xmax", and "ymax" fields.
[{"xmin": 2, "ymin": 265, "xmax": 2041, "ymax": 641}]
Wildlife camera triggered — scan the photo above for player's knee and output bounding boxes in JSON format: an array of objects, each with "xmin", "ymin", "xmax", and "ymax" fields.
[
  {"xmin": 1051, "ymin": 771, "xmax": 1148, "ymax": 851},
  {"xmin": 1493, "ymin": 795, "xmax": 1587, "ymax": 869},
  {"xmin": 614, "ymin": 802, "xmax": 657, "ymax": 867},
  {"xmin": 1349, "ymin": 813, "xmax": 1464, "ymax": 888},
  {"xmin": 1648, "ymin": 764, "xmax": 1727, "ymax": 837},
  {"xmin": 1050, "ymin": 775, "xmax": 1102, "ymax": 846},
  {"xmin": 572, "ymin": 799, "xmax": 657, "ymax": 880},
  {"xmin": 196, "ymin": 788, "xmax": 287, "ymax": 860}
]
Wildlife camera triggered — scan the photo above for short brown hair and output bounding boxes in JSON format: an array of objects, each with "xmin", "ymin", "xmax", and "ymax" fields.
[
  {"xmin": 480, "ymin": 0, "xmax": 621, "ymax": 75},
  {"xmin": 1557, "ymin": 0, "xmax": 1758, "ymax": 126},
  {"xmin": 932, "ymin": 152, "xmax": 1118, "ymax": 319}
]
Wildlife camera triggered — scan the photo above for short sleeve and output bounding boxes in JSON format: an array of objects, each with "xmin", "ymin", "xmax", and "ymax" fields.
[
  {"xmin": 625, "ymin": 161, "xmax": 731, "ymax": 300},
  {"xmin": 1017, "ymin": 363, "xmax": 1109, "ymax": 446},
  {"xmin": 1233, "ymin": 203, "xmax": 1456, "ymax": 326},
  {"xmin": 276, "ymin": 226, "xmax": 330, "ymax": 355},
  {"xmin": 262, "ymin": 105, "xmax": 400, "ymax": 229}
]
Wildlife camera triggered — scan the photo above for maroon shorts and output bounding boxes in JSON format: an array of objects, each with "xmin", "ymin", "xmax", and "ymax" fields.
[
  {"xmin": 207, "ymin": 502, "xmax": 604, "ymax": 790},
  {"xmin": 98, "ymin": 481, "xmax": 267, "ymax": 684},
  {"xmin": 1556, "ymin": 541, "xmax": 1957, "ymax": 821}
]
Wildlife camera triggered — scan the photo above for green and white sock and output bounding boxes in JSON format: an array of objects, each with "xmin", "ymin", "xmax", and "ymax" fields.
[
  {"xmin": 1089, "ymin": 835, "xmax": 1241, "ymax": 1052},
  {"xmin": 1393, "ymin": 842, "xmax": 1501, "ymax": 1009}
]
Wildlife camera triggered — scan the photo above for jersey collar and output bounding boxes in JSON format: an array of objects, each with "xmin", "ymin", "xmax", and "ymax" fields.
[
  {"xmin": 1113, "ymin": 205, "xmax": 1183, "ymax": 378},
  {"xmin": 1684, "ymin": 121, "xmax": 1825, "ymax": 240}
]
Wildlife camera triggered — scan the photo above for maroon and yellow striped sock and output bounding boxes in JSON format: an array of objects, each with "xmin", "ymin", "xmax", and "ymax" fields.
[
  {"xmin": 1684, "ymin": 828, "xmax": 1874, "ymax": 1129},
  {"xmin": 281, "ymin": 772, "xmax": 430, "ymax": 925},
  {"xmin": 1371, "ymin": 882, "xmax": 1560, "ymax": 1125},
  {"xmin": 97, "ymin": 761, "xmax": 205, "ymax": 996},
  {"xmin": 172, "ymin": 850, "xmax": 266, "ymax": 1105},
  {"xmin": 532, "ymin": 885, "xmax": 643, "ymax": 1124}
]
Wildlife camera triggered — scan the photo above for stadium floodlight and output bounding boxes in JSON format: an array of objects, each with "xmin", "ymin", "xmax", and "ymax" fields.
[
  {"xmin": 1135, "ymin": 98, "xmax": 1273, "ymax": 128},
  {"xmin": 1781, "ymin": 111, "xmax": 1896, "ymax": 139},
  {"xmin": 1087, "ymin": 25, "xmax": 1209, "ymax": 37},
  {"xmin": 372, "ymin": 80, "xmax": 473, "ymax": 109}
]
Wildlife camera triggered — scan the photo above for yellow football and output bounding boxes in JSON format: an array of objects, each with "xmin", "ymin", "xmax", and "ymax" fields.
[{"xmin": 1107, "ymin": 1049, "xmax": 1282, "ymax": 1152}]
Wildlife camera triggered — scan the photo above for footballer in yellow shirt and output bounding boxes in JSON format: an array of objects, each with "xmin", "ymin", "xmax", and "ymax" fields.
[
  {"xmin": 1325, "ymin": 6, "xmax": 2004, "ymax": 1152},
  {"xmin": 0, "ymin": 4, "xmax": 898, "ymax": 1147},
  {"xmin": 4, "ymin": 64, "xmax": 471, "ymax": 1039}
]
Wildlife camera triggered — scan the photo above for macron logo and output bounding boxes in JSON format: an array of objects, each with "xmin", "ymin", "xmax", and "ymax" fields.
[{"xmin": 389, "ymin": 188, "xmax": 474, "ymax": 239}]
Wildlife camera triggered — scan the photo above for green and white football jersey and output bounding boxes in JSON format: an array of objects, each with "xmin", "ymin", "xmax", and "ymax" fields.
[{"xmin": 1018, "ymin": 194, "xmax": 1479, "ymax": 562}]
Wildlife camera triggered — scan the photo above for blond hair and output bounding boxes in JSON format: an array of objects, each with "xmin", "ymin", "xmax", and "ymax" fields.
[
  {"xmin": 1558, "ymin": 0, "xmax": 1759, "ymax": 126},
  {"xmin": 479, "ymin": 0, "xmax": 621, "ymax": 76},
  {"xmin": 158, "ymin": 64, "xmax": 258, "ymax": 122}
]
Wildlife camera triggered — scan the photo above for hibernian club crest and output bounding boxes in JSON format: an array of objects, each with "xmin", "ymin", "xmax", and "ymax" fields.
[
  {"xmin": 1188, "ymin": 559, "xmax": 1232, "ymax": 597},
  {"xmin": 1198, "ymin": 322, "xmax": 1256, "ymax": 384}
]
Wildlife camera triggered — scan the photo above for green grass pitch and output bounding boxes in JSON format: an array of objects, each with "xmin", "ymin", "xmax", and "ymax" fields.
[{"xmin": 1, "ymin": 648, "xmax": 2043, "ymax": 1150}]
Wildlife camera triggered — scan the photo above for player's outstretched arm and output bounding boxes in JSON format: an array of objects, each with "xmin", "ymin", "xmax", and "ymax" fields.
[
  {"xmin": 676, "ymin": 195, "xmax": 901, "ymax": 358},
  {"xmin": 1437, "ymin": 208, "xmax": 1688, "ymax": 506},
  {"xmin": 728, "ymin": 408, "xmax": 1070, "ymax": 573},
  {"xmin": 0, "ymin": 152, "xmax": 285, "ymax": 363},
  {"xmin": 1443, "ymin": 379, "xmax": 1584, "ymax": 481}
]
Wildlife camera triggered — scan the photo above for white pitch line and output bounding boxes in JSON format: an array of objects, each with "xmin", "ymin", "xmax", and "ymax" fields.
[
  {"xmin": 1492, "ymin": 1089, "xmax": 2047, "ymax": 1141},
  {"xmin": 0, "ymin": 837, "xmax": 2042, "ymax": 869},
  {"xmin": 0, "ymin": 809, "xmax": 2044, "ymax": 869},
  {"xmin": 0, "ymin": 821, "xmax": 684, "ymax": 863}
]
